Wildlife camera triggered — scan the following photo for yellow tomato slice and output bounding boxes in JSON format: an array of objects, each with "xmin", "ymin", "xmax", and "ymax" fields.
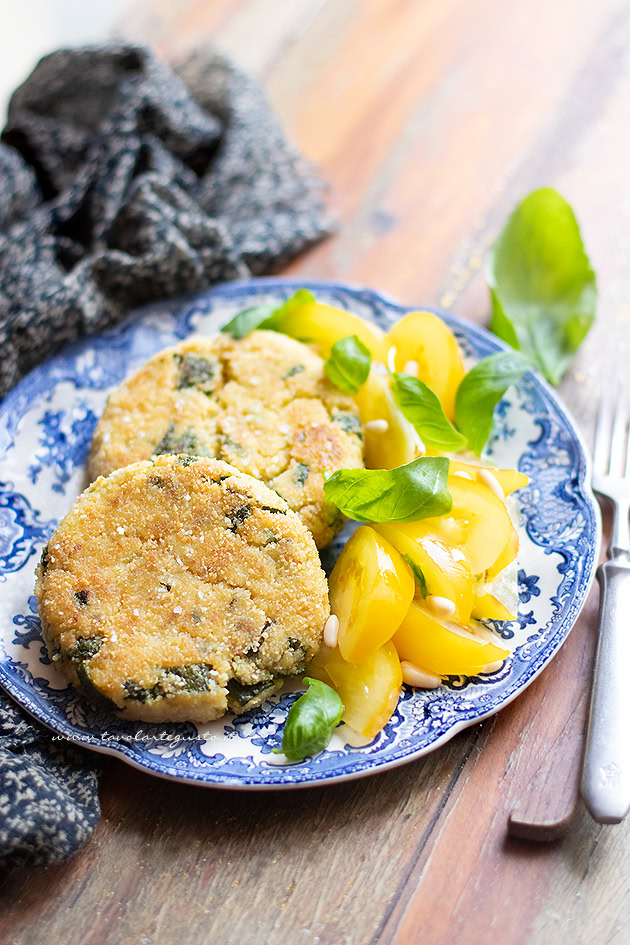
[
  {"xmin": 471, "ymin": 592, "xmax": 516, "ymax": 621},
  {"xmin": 449, "ymin": 459, "xmax": 529, "ymax": 496},
  {"xmin": 329, "ymin": 526, "xmax": 415, "ymax": 663},
  {"xmin": 393, "ymin": 600, "xmax": 510, "ymax": 675},
  {"xmin": 387, "ymin": 311, "xmax": 465, "ymax": 420},
  {"xmin": 486, "ymin": 525, "xmax": 519, "ymax": 581},
  {"xmin": 324, "ymin": 641, "xmax": 402, "ymax": 739},
  {"xmin": 415, "ymin": 476, "xmax": 513, "ymax": 575},
  {"xmin": 374, "ymin": 522, "xmax": 474, "ymax": 623},
  {"xmin": 355, "ymin": 370, "xmax": 419, "ymax": 469},
  {"xmin": 306, "ymin": 645, "xmax": 334, "ymax": 686},
  {"xmin": 276, "ymin": 301, "xmax": 388, "ymax": 362}
]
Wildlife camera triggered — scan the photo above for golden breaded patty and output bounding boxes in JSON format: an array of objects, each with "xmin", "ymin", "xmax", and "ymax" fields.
[
  {"xmin": 88, "ymin": 331, "xmax": 363, "ymax": 547},
  {"xmin": 35, "ymin": 456, "xmax": 330, "ymax": 723}
]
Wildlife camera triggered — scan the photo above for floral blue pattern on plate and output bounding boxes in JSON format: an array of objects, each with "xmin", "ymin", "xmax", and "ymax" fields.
[{"xmin": 0, "ymin": 278, "xmax": 600, "ymax": 789}]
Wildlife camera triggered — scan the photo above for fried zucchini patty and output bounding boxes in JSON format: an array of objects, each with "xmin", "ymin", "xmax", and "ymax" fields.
[
  {"xmin": 35, "ymin": 456, "xmax": 330, "ymax": 722},
  {"xmin": 87, "ymin": 330, "xmax": 363, "ymax": 547}
]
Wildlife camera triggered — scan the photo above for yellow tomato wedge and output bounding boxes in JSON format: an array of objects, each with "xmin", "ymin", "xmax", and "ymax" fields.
[
  {"xmin": 355, "ymin": 370, "xmax": 419, "ymax": 469},
  {"xmin": 394, "ymin": 600, "xmax": 510, "ymax": 676},
  {"xmin": 276, "ymin": 300, "xmax": 388, "ymax": 362},
  {"xmin": 386, "ymin": 310, "xmax": 465, "ymax": 420},
  {"xmin": 485, "ymin": 525, "xmax": 519, "ymax": 581},
  {"xmin": 471, "ymin": 593, "xmax": 516, "ymax": 621},
  {"xmin": 415, "ymin": 476, "xmax": 513, "ymax": 575},
  {"xmin": 329, "ymin": 526, "xmax": 415, "ymax": 663},
  {"xmin": 449, "ymin": 459, "xmax": 529, "ymax": 496},
  {"xmin": 306, "ymin": 645, "xmax": 334, "ymax": 686},
  {"xmin": 374, "ymin": 522, "xmax": 474, "ymax": 623},
  {"xmin": 324, "ymin": 641, "xmax": 402, "ymax": 739}
]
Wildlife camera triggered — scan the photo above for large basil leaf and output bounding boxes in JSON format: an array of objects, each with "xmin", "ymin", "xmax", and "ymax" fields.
[
  {"xmin": 323, "ymin": 456, "xmax": 451, "ymax": 523},
  {"xmin": 454, "ymin": 351, "xmax": 531, "ymax": 455},
  {"xmin": 391, "ymin": 372, "xmax": 467, "ymax": 452},
  {"xmin": 486, "ymin": 188, "xmax": 597, "ymax": 384}
]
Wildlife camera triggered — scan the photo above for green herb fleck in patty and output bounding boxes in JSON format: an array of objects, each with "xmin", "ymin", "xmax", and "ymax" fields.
[
  {"xmin": 283, "ymin": 364, "xmax": 305, "ymax": 380},
  {"xmin": 174, "ymin": 354, "xmax": 217, "ymax": 394},
  {"xmin": 69, "ymin": 634, "xmax": 102, "ymax": 660},
  {"xmin": 227, "ymin": 504, "xmax": 252, "ymax": 531},
  {"xmin": 154, "ymin": 424, "xmax": 208, "ymax": 457},
  {"xmin": 332, "ymin": 411, "xmax": 363, "ymax": 439},
  {"xmin": 227, "ymin": 678, "xmax": 277, "ymax": 708},
  {"xmin": 295, "ymin": 463, "xmax": 309, "ymax": 486},
  {"xmin": 124, "ymin": 663, "xmax": 217, "ymax": 702},
  {"xmin": 77, "ymin": 663, "xmax": 118, "ymax": 711}
]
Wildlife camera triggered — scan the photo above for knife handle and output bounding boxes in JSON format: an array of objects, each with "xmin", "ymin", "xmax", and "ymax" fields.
[{"xmin": 581, "ymin": 558, "xmax": 630, "ymax": 823}]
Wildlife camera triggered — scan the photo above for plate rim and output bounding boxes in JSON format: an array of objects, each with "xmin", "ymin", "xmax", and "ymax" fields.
[{"xmin": 0, "ymin": 276, "xmax": 602, "ymax": 789}]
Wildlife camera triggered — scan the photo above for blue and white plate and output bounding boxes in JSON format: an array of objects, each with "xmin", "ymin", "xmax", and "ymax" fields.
[{"xmin": 0, "ymin": 278, "xmax": 600, "ymax": 789}]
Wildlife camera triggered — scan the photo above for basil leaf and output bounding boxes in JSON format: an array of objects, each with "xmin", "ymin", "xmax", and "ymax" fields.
[
  {"xmin": 220, "ymin": 303, "xmax": 278, "ymax": 339},
  {"xmin": 391, "ymin": 372, "xmax": 467, "ymax": 452},
  {"xmin": 323, "ymin": 456, "xmax": 452, "ymax": 523},
  {"xmin": 486, "ymin": 188, "xmax": 597, "ymax": 385},
  {"xmin": 454, "ymin": 351, "xmax": 531, "ymax": 455},
  {"xmin": 221, "ymin": 289, "xmax": 317, "ymax": 339},
  {"xmin": 402, "ymin": 554, "xmax": 428, "ymax": 597},
  {"xmin": 279, "ymin": 677, "xmax": 343, "ymax": 761},
  {"xmin": 324, "ymin": 335, "xmax": 372, "ymax": 393},
  {"xmin": 270, "ymin": 288, "xmax": 316, "ymax": 328}
]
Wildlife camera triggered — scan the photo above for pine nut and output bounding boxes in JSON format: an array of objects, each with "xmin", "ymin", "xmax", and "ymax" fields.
[
  {"xmin": 323, "ymin": 614, "xmax": 339, "ymax": 648},
  {"xmin": 411, "ymin": 429, "xmax": 425, "ymax": 455},
  {"xmin": 403, "ymin": 360, "xmax": 419, "ymax": 377},
  {"xmin": 453, "ymin": 470, "xmax": 472, "ymax": 480},
  {"xmin": 387, "ymin": 346, "xmax": 397, "ymax": 373},
  {"xmin": 426, "ymin": 595, "xmax": 456, "ymax": 619},
  {"xmin": 372, "ymin": 360, "xmax": 388, "ymax": 375},
  {"xmin": 481, "ymin": 659, "xmax": 505, "ymax": 674},
  {"xmin": 365, "ymin": 418, "xmax": 389, "ymax": 434},
  {"xmin": 477, "ymin": 468, "xmax": 505, "ymax": 500},
  {"xmin": 401, "ymin": 661, "xmax": 441, "ymax": 689}
]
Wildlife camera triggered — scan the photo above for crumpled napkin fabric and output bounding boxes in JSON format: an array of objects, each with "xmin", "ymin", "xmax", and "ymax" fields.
[
  {"xmin": 0, "ymin": 698, "xmax": 101, "ymax": 867},
  {"xmin": 0, "ymin": 42, "xmax": 334, "ymax": 398},
  {"xmin": 0, "ymin": 42, "xmax": 333, "ymax": 867}
]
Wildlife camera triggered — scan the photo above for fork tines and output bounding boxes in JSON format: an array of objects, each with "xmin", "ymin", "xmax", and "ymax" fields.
[{"xmin": 593, "ymin": 390, "xmax": 630, "ymax": 485}]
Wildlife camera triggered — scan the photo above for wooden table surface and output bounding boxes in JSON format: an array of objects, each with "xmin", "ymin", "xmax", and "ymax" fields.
[{"xmin": 3, "ymin": 1, "xmax": 630, "ymax": 943}]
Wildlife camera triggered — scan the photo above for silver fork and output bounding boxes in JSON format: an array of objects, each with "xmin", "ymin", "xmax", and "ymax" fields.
[{"xmin": 581, "ymin": 392, "xmax": 630, "ymax": 823}]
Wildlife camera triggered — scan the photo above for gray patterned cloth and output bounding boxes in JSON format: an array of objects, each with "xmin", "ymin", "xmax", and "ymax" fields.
[
  {"xmin": 0, "ymin": 700, "xmax": 101, "ymax": 867},
  {"xmin": 0, "ymin": 42, "xmax": 333, "ymax": 398},
  {"xmin": 0, "ymin": 43, "xmax": 333, "ymax": 867}
]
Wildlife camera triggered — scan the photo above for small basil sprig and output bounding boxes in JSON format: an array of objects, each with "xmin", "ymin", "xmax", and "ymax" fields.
[
  {"xmin": 278, "ymin": 677, "xmax": 343, "ymax": 761},
  {"xmin": 402, "ymin": 554, "xmax": 428, "ymax": 597},
  {"xmin": 391, "ymin": 372, "xmax": 467, "ymax": 452},
  {"xmin": 221, "ymin": 289, "xmax": 315, "ymax": 339},
  {"xmin": 324, "ymin": 456, "xmax": 451, "ymax": 523},
  {"xmin": 220, "ymin": 303, "xmax": 278, "ymax": 340},
  {"xmin": 324, "ymin": 335, "xmax": 372, "ymax": 393},
  {"xmin": 454, "ymin": 351, "xmax": 531, "ymax": 455},
  {"xmin": 487, "ymin": 188, "xmax": 597, "ymax": 385}
]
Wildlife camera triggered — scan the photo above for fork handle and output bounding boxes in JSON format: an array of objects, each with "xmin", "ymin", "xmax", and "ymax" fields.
[{"xmin": 581, "ymin": 558, "xmax": 630, "ymax": 823}]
